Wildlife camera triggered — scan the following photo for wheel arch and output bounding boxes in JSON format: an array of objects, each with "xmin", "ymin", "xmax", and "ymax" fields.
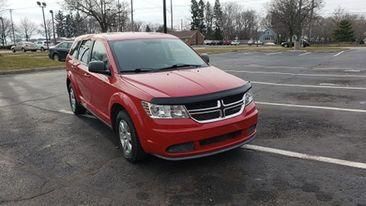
[{"xmin": 109, "ymin": 93, "xmax": 146, "ymax": 142}]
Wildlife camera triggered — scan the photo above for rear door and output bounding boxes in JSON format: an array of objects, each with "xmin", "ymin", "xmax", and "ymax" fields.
[{"xmin": 75, "ymin": 40, "xmax": 94, "ymax": 107}]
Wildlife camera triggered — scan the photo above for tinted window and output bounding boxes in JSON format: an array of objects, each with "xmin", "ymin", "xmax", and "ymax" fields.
[
  {"xmin": 69, "ymin": 41, "xmax": 80, "ymax": 58},
  {"xmin": 110, "ymin": 39, "xmax": 207, "ymax": 72},
  {"xmin": 91, "ymin": 41, "xmax": 108, "ymax": 66},
  {"xmin": 78, "ymin": 40, "xmax": 93, "ymax": 63}
]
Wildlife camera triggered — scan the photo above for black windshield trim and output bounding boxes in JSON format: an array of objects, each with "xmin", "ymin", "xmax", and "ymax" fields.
[{"xmin": 150, "ymin": 83, "xmax": 252, "ymax": 105}]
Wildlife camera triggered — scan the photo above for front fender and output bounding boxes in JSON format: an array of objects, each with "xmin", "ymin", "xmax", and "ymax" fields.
[{"xmin": 108, "ymin": 92, "xmax": 145, "ymax": 134}]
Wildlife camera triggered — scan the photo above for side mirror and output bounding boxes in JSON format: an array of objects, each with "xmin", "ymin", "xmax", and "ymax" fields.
[
  {"xmin": 201, "ymin": 53, "xmax": 210, "ymax": 63},
  {"xmin": 88, "ymin": 61, "xmax": 110, "ymax": 75}
]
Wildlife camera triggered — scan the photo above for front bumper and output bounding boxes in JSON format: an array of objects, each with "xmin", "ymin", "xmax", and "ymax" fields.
[{"xmin": 139, "ymin": 102, "xmax": 258, "ymax": 160}]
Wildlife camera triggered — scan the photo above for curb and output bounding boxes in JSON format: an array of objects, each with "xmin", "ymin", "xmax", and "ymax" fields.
[{"xmin": 0, "ymin": 66, "xmax": 64, "ymax": 75}]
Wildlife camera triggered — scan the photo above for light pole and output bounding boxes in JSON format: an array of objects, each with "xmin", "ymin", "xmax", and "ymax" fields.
[
  {"xmin": 130, "ymin": 0, "xmax": 134, "ymax": 31},
  {"xmin": 49, "ymin": 10, "xmax": 56, "ymax": 45},
  {"xmin": 163, "ymin": 0, "xmax": 167, "ymax": 33},
  {"xmin": 0, "ymin": 17, "xmax": 5, "ymax": 47},
  {"xmin": 37, "ymin": 1, "xmax": 49, "ymax": 49}
]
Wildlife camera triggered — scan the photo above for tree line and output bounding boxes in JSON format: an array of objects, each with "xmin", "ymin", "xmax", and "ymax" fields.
[{"xmin": 0, "ymin": 0, "xmax": 365, "ymax": 46}]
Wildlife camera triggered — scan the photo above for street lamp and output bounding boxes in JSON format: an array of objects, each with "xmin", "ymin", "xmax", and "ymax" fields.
[
  {"xmin": 49, "ymin": 10, "xmax": 56, "ymax": 45},
  {"xmin": 37, "ymin": 1, "xmax": 49, "ymax": 49},
  {"xmin": 0, "ymin": 17, "xmax": 5, "ymax": 47}
]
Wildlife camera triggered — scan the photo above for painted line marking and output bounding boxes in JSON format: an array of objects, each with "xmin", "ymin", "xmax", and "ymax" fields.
[
  {"xmin": 225, "ymin": 70, "xmax": 366, "ymax": 78},
  {"xmin": 242, "ymin": 144, "xmax": 366, "ymax": 170},
  {"xmin": 266, "ymin": 52, "xmax": 283, "ymax": 56},
  {"xmin": 252, "ymin": 81, "xmax": 366, "ymax": 90},
  {"xmin": 298, "ymin": 52, "xmax": 311, "ymax": 56},
  {"xmin": 319, "ymin": 83, "xmax": 336, "ymax": 86},
  {"xmin": 58, "ymin": 109, "xmax": 74, "ymax": 114},
  {"xmin": 334, "ymin": 51, "xmax": 345, "ymax": 57},
  {"xmin": 256, "ymin": 101, "xmax": 366, "ymax": 113}
]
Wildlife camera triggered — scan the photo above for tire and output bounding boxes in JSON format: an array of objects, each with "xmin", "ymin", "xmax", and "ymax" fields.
[
  {"xmin": 53, "ymin": 54, "xmax": 60, "ymax": 61},
  {"xmin": 41, "ymin": 47, "xmax": 45, "ymax": 52},
  {"xmin": 68, "ymin": 84, "xmax": 86, "ymax": 115},
  {"xmin": 12, "ymin": 49, "xmax": 16, "ymax": 53},
  {"xmin": 115, "ymin": 110, "xmax": 147, "ymax": 163},
  {"xmin": 22, "ymin": 48, "xmax": 26, "ymax": 52}
]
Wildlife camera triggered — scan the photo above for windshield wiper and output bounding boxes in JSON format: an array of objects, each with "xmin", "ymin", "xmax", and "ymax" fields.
[
  {"xmin": 158, "ymin": 64, "xmax": 203, "ymax": 71},
  {"xmin": 122, "ymin": 68, "xmax": 155, "ymax": 73}
]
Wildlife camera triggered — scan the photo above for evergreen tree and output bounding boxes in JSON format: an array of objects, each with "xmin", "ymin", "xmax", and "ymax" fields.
[
  {"xmin": 73, "ymin": 12, "xmax": 87, "ymax": 36},
  {"xmin": 65, "ymin": 14, "xmax": 75, "ymax": 38},
  {"xmin": 213, "ymin": 0, "xmax": 223, "ymax": 40},
  {"xmin": 55, "ymin": 10, "xmax": 65, "ymax": 37},
  {"xmin": 334, "ymin": 20, "xmax": 355, "ymax": 42},
  {"xmin": 190, "ymin": 0, "xmax": 200, "ymax": 30},
  {"xmin": 205, "ymin": 1, "xmax": 213, "ymax": 39},
  {"xmin": 198, "ymin": 0, "xmax": 206, "ymax": 33},
  {"xmin": 145, "ymin": 25, "xmax": 152, "ymax": 32}
]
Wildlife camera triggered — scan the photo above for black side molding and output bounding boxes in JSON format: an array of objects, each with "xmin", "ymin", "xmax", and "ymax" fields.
[{"xmin": 150, "ymin": 83, "xmax": 252, "ymax": 105}]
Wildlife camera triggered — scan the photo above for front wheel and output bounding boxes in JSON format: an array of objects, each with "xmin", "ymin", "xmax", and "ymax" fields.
[
  {"xmin": 53, "ymin": 54, "xmax": 60, "ymax": 61},
  {"xmin": 68, "ymin": 84, "xmax": 86, "ymax": 115},
  {"xmin": 116, "ymin": 111, "xmax": 147, "ymax": 163}
]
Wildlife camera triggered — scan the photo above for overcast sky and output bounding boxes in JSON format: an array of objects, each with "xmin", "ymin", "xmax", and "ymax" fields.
[{"xmin": 1, "ymin": 0, "xmax": 366, "ymax": 28}]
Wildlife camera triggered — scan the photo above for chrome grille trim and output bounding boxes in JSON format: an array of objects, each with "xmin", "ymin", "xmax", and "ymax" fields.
[{"xmin": 186, "ymin": 93, "xmax": 246, "ymax": 123}]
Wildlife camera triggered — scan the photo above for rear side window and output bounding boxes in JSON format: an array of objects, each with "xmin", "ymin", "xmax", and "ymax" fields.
[
  {"xmin": 69, "ymin": 41, "xmax": 80, "ymax": 58},
  {"xmin": 78, "ymin": 40, "xmax": 93, "ymax": 64},
  {"xmin": 91, "ymin": 41, "xmax": 109, "ymax": 67}
]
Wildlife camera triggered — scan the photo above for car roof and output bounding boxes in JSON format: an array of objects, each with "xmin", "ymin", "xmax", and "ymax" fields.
[{"xmin": 74, "ymin": 32, "xmax": 178, "ymax": 42}]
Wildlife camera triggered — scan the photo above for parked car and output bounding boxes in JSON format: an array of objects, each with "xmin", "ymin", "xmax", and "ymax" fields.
[
  {"xmin": 223, "ymin": 40, "xmax": 231, "ymax": 45},
  {"xmin": 11, "ymin": 42, "xmax": 38, "ymax": 52},
  {"xmin": 264, "ymin": 42, "xmax": 276, "ymax": 46},
  {"xmin": 255, "ymin": 40, "xmax": 264, "ymax": 46},
  {"xmin": 36, "ymin": 41, "xmax": 51, "ymax": 51},
  {"xmin": 281, "ymin": 39, "xmax": 310, "ymax": 48},
  {"xmin": 48, "ymin": 41, "xmax": 73, "ymax": 61},
  {"xmin": 231, "ymin": 40, "xmax": 240, "ymax": 45},
  {"xmin": 204, "ymin": 40, "xmax": 213, "ymax": 45},
  {"xmin": 66, "ymin": 32, "xmax": 258, "ymax": 162},
  {"xmin": 248, "ymin": 40, "xmax": 254, "ymax": 46}
]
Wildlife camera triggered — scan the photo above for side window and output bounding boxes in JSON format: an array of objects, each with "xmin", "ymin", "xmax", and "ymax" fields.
[
  {"xmin": 91, "ymin": 41, "xmax": 109, "ymax": 67},
  {"xmin": 70, "ymin": 41, "xmax": 80, "ymax": 59},
  {"xmin": 78, "ymin": 40, "xmax": 93, "ymax": 64}
]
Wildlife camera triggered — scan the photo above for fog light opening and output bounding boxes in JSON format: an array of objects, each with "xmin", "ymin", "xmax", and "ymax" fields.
[{"xmin": 167, "ymin": 142, "xmax": 195, "ymax": 153}]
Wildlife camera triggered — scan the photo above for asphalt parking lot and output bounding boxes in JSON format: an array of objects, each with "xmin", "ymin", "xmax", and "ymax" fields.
[{"xmin": 1, "ymin": 48, "xmax": 366, "ymax": 205}]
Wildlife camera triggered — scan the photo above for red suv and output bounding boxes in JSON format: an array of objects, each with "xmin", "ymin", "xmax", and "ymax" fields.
[{"xmin": 66, "ymin": 33, "xmax": 258, "ymax": 162}]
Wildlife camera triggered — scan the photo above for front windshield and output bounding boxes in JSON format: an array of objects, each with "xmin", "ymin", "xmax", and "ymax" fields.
[{"xmin": 110, "ymin": 39, "xmax": 207, "ymax": 72}]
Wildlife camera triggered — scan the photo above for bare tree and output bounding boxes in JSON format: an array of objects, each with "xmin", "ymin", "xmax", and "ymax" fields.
[
  {"xmin": 222, "ymin": 2, "xmax": 259, "ymax": 40},
  {"xmin": 17, "ymin": 18, "xmax": 38, "ymax": 41},
  {"xmin": 64, "ymin": 0, "xmax": 129, "ymax": 32},
  {"xmin": 268, "ymin": 0, "xmax": 322, "ymax": 48}
]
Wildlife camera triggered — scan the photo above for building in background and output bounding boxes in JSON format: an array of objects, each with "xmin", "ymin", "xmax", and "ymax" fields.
[
  {"xmin": 259, "ymin": 28, "xmax": 277, "ymax": 44},
  {"xmin": 170, "ymin": 30, "xmax": 205, "ymax": 45}
]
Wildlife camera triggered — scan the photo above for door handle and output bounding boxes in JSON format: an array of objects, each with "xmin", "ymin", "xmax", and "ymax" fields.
[{"xmin": 83, "ymin": 73, "xmax": 91, "ymax": 78}]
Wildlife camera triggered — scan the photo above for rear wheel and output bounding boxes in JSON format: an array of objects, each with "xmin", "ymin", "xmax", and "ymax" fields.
[
  {"xmin": 68, "ymin": 84, "xmax": 86, "ymax": 115},
  {"xmin": 12, "ymin": 48, "xmax": 16, "ymax": 53},
  {"xmin": 22, "ymin": 48, "xmax": 26, "ymax": 52},
  {"xmin": 116, "ymin": 110, "xmax": 146, "ymax": 163}
]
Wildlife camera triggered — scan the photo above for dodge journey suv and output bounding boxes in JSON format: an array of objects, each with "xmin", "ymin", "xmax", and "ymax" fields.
[{"xmin": 66, "ymin": 32, "xmax": 258, "ymax": 162}]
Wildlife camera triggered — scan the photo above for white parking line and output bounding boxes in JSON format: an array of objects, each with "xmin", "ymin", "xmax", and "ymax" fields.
[
  {"xmin": 334, "ymin": 51, "xmax": 345, "ymax": 57},
  {"xmin": 252, "ymin": 81, "xmax": 366, "ymax": 90},
  {"xmin": 225, "ymin": 70, "xmax": 366, "ymax": 78},
  {"xmin": 298, "ymin": 52, "xmax": 311, "ymax": 56},
  {"xmin": 266, "ymin": 52, "xmax": 283, "ymax": 56},
  {"xmin": 256, "ymin": 101, "xmax": 366, "ymax": 113},
  {"xmin": 58, "ymin": 109, "xmax": 74, "ymax": 114},
  {"xmin": 242, "ymin": 144, "xmax": 366, "ymax": 170}
]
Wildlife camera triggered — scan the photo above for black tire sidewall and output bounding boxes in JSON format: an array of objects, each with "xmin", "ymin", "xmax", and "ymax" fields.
[{"xmin": 116, "ymin": 111, "xmax": 145, "ymax": 162}]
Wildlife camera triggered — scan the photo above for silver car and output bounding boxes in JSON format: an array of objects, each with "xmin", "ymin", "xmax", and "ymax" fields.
[{"xmin": 11, "ymin": 42, "xmax": 39, "ymax": 53}]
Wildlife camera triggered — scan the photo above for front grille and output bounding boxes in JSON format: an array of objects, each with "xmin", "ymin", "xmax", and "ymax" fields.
[
  {"xmin": 185, "ymin": 92, "xmax": 246, "ymax": 123},
  {"xmin": 190, "ymin": 110, "xmax": 221, "ymax": 121}
]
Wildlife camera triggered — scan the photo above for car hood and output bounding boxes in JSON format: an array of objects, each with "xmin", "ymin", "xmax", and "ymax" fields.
[{"xmin": 121, "ymin": 66, "xmax": 246, "ymax": 98}]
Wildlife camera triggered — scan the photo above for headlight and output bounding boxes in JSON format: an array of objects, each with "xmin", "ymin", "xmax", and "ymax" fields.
[
  {"xmin": 142, "ymin": 101, "xmax": 189, "ymax": 119},
  {"xmin": 245, "ymin": 90, "xmax": 254, "ymax": 105}
]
